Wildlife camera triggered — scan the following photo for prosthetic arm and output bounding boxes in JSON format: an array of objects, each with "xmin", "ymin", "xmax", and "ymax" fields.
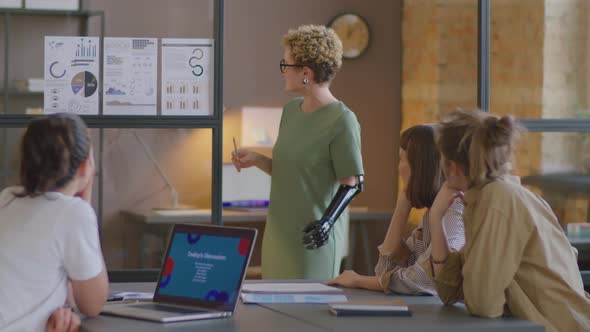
[{"xmin": 302, "ymin": 175, "xmax": 364, "ymax": 249}]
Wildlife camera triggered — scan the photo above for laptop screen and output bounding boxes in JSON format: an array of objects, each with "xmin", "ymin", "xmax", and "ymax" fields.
[{"xmin": 154, "ymin": 224, "xmax": 256, "ymax": 312}]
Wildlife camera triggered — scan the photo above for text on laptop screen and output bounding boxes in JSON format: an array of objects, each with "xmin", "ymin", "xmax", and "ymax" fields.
[{"xmin": 157, "ymin": 232, "xmax": 251, "ymax": 308}]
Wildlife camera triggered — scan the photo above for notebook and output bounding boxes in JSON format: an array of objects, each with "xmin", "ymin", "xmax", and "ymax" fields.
[
  {"xmin": 101, "ymin": 223, "xmax": 257, "ymax": 323},
  {"xmin": 329, "ymin": 300, "xmax": 412, "ymax": 317}
]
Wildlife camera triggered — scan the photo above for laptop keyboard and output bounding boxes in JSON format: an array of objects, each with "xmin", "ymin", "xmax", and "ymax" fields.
[{"xmin": 133, "ymin": 303, "xmax": 207, "ymax": 314}]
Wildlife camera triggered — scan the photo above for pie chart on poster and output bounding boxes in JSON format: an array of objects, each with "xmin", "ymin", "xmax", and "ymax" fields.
[{"xmin": 71, "ymin": 71, "xmax": 97, "ymax": 97}]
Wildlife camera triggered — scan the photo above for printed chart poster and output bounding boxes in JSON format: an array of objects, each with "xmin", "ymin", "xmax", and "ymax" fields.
[
  {"xmin": 44, "ymin": 36, "xmax": 99, "ymax": 115},
  {"xmin": 103, "ymin": 38, "xmax": 158, "ymax": 115},
  {"xmin": 161, "ymin": 38, "xmax": 214, "ymax": 116}
]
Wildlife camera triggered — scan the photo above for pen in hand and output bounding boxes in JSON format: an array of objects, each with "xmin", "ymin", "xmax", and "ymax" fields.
[{"xmin": 233, "ymin": 137, "xmax": 241, "ymax": 172}]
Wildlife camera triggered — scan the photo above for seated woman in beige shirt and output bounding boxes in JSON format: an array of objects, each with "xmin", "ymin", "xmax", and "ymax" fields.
[
  {"xmin": 328, "ymin": 124, "xmax": 465, "ymax": 295},
  {"xmin": 428, "ymin": 110, "xmax": 590, "ymax": 331}
]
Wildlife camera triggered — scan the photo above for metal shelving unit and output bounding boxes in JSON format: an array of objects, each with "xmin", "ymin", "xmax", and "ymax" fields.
[
  {"xmin": 2, "ymin": 9, "xmax": 105, "ymax": 114},
  {"xmin": 0, "ymin": 6, "xmax": 106, "ymax": 225},
  {"xmin": 0, "ymin": 0, "xmax": 225, "ymax": 235}
]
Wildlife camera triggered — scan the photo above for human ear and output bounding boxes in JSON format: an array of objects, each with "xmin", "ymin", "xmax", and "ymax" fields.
[
  {"xmin": 450, "ymin": 161, "xmax": 462, "ymax": 177},
  {"xmin": 77, "ymin": 156, "xmax": 94, "ymax": 179},
  {"xmin": 447, "ymin": 160, "xmax": 469, "ymax": 191},
  {"xmin": 74, "ymin": 157, "xmax": 95, "ymax": 201},
  {"xmin": 76, "ymin": 154, "xmax": 95, "ymax": 187},
  {"xmin": 303, "ymin": 66, "xmax": 314, "ymax": 82}
]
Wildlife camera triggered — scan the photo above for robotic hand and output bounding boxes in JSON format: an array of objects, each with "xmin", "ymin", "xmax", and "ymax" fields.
[{"xmin": 302, "ymin": 175, "xmax": 364, "ymax": 250}]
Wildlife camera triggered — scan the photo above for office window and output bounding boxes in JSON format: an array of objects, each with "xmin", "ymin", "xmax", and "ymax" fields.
[
  {"xmin": 489, "ymin": 0, "xmax": 590, "ymax": 226},
  {"xmin": 402, "ymin": 0, "xmax": 478, "ymax": 126}
]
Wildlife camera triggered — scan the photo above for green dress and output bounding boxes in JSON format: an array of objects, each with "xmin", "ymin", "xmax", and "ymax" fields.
[{"xmin": 262, "ymin": 97, "xmax": 364, "ymax": 279}]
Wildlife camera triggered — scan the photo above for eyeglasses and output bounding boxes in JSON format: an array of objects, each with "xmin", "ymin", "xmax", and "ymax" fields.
[{"xmin": 279, "ymin": 59, "xmax": 304, "ymax": 73}]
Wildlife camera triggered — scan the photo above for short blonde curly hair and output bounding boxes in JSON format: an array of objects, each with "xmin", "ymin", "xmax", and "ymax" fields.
[{"xmin": 282, "ymin": 24, "xmax": 343, "ymax": 83}]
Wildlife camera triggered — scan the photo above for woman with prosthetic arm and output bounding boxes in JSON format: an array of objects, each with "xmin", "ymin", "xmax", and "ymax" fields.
[
  {"xmin": 232, "ymin": 25, "xmax": 364, "ymax": 279},
  {"xmin": 301, "ymin": 175, "xmax": 363, "ymax": 250}
]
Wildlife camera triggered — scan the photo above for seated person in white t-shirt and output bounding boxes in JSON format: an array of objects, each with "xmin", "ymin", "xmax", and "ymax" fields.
[
  {"xmin": 0, "ymin": 113, "xmax": 108, "ymax": 332},
  {"xmin": 46, "ymin": 307, "xmax": 81, "ymax": 332}
]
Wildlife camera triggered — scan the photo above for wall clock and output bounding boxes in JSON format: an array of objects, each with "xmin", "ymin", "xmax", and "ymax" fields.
[{"xmin": 328, "ymin": 13, "xmax": 370, "ymax": 59}]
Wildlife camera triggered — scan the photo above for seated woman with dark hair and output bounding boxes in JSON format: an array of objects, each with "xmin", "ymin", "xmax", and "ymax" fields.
[
  {"xmin": 0, "ymin": 113, "xmax": 108, "ymax": 332},
  {"xmin": 328, "ymin": 125, "xmax": 465, "ymax": 295}
]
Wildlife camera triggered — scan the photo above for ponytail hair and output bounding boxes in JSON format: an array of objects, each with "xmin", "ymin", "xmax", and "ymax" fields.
[
  {"xmin": 17, "ymin": 113, "xmax": 90, "ymax": 197},
  {"xmin": 437, "ymin": 109, "xmax": 523, "ymax": 187}
]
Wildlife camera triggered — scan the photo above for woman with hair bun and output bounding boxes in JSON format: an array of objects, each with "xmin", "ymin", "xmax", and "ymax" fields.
[
  {"xmin": 428, "ymin": 109, "xmax": 590, "ymax": 331},
  {"xmin": 0, "ymin": 113, "xmax": 108, "ymax": 332},
  {"xmin": 231, "ymin": 25, "xmax": 364, "ymax": 279}
]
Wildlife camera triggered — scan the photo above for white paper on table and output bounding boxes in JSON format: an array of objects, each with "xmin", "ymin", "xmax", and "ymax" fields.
[
  {"xmin": 241, "ymin": 283, "xmax": 343, "ymax": 294},
  {"xmin": 161, "ymin": 38, "xmax": 214, "ymax": 116},
  {"xmin": 103, "ymin": 38, "xmax": 158, "ymax": 115},
  {"xmin": 44, "ymin": 36, "xmax": 99, "ymax": 115},
  {"xmin": 240, "ymin": 293, "xmax": 347, "ymax": 304},
  {"xmin": 110, "ymin": 291, "xmax": 154, "ymax": 301}
]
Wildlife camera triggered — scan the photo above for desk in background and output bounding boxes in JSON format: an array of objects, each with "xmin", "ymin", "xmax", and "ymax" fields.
[
  {"xmin": 522, "ymin": 173, "xmax": 590, "ymax": 196},
  {"xmin": 522, "ymin": 173, "xmax": 590, "ymax": 268},
  {"xmin": 83, "ymin": 281, "xmax": 543, "ymax": 332},
  {"xmin": 570, "ymin": 234, "xmax": 590, "ymax": 271},
  {"xmin": 121, "ymin": 207, "xmax": 393, "ymax": 273},
  {"xmin": 570, "ymin": 235, "xmax": 590, "ymax": 251},
  {"xmin": 522, "ymin": 173, "xmax": 590, "ymax": 223}
]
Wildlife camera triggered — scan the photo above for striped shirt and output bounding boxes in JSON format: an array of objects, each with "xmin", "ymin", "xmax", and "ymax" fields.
[{"xmin": 374, "ymin": 198, "xmax": 465, "ymax": 295}]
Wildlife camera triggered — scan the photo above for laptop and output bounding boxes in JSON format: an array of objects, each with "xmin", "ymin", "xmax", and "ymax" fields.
[{"xmin": 101, "ymin": 223, "xmax": 257, "ymax": 323}]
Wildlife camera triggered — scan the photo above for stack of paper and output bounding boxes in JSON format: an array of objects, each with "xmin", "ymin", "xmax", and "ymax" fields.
[
  {"xmin": 27, "ymin": 78, "xmax": 44, "ymax": 92},
  {"xmin": 240, "ymin": 283, "xmax": 347, "ymax": 304},
  {"xmin": 25, "ymin": 0, "xmax": 78, "ymax": 10},
  {"xmin": 25, "ymin": 107, "xmax": 43, "ymax": 115},
  {"xmin": 0, "ymin": 0, "xmax": 21, "ymax": 8},
  {"xmin": 13, "ymin": 78, "xmax": 43, "ymax": 92}
]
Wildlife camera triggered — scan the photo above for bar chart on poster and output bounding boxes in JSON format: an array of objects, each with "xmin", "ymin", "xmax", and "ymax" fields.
[
  {"xmin": 43, "ymin": 36, "xmax": 217, "ymax": 116},
  {"xmin": 161, "ymin": 38, "xmax": 214, "ymax": 116},
  {"xmin": 44, "ymin": 36, "xmax": 100, "ymax": 115},
  {"xmin": 103, "ymin": 37, "xmax": 158, "ymax": 115}
]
